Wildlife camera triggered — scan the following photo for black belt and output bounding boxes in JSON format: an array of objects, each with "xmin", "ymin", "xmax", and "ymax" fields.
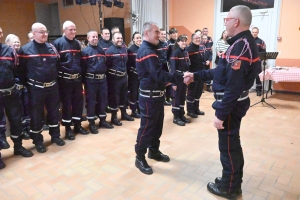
[
  {"xmin": 139, "ymin": 88, "xmax": 165, "ymax": 98},
  {"xmin": 0, "ymin": 85, "xmax": 16, "ymax": 96},
  {"xmin": 85, "ymin": 73, "xmax": 106, "ymax": 80},
  {"xmin": 108, "ymin": 69, "xmax": 126, "ymax": 76},
  {"xmin": 27, "ymin": 79, "xmax": 56, "ymax": 88},
  {"xmin": 214, "ymin": 91, "xmax": 249, "ymax": 102},
  {"xmin": 58, "ymin": 71, "xmax": 81, "ymax": 79}
]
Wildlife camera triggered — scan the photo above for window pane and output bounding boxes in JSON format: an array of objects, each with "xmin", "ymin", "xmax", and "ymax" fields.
[
  {"xmin": 63, "ymin": 0, "xmax": 74, "ymax": 6},
  {"xmin": 221, "ymin": 0, "xmax": 275, "ymax": 12}
]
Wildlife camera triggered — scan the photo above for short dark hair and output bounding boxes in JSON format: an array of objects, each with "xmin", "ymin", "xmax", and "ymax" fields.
[
  {"xmin": 101, "ymin": 28, "xmax": 109, "ymax": 34},
  {"xmin": 112, "ymin": 31, "xmax": 122, "ymax": 38},
  {"xmin": 132, "ymin": 31, "xmax": 140, "ymax": 40},
  {"xmin": 169, "ymin": 27, "xmax": 178, "ymax": 34}
]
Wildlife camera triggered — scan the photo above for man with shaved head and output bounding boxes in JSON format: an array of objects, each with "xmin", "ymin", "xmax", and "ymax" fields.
[
  {"xmin": 53, "ymin": 20, "xmax": 88, "ymax": 140},
  {"xmin": 204, "ymin": 5, "xmax": 260, "ymax": 199},
  {"xmin": 18, "ymin": 22, "xmax": 64, "ymax": 153}
]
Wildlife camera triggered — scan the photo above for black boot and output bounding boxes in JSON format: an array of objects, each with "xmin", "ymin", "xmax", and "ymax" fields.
[
  {"xmin": 65, "ymin": 126, "xmax": 75, "ymax": 140},
  {"xmin": 173, "ymin": 113, "xmax": 185, "ymax": 126},
  {"xmin": 11, "ymin": 136, "xmax": 33, "ymax": 157},
  {"xmin": 0, "ymin": 140, "xmax": 10, "ymax": 149},
  {"xmin": 195, "ymin": 110, "xmax": 205, "ymax": 115},
  {"xmin": 148, "ymin": 149, "xmax": 170, "ymax": 162},
  {"xmin": 164, "ymin": 97, "xmax": 171, "ymax": 106},
  {"xmin": 135, "ymin": 157, "xmax": 153, "ymax": 175},
  {"xmin": 180, "ymin": 115, "xmax": 191, "ymax": 123},
  {"xmin": 99, "ymin": 117, "xmax": 114, "ymax": 129},
  {"xmin": 88, "ymin": 119, "xmax": 99, "ymax": 134},
  {"xmin": 23, "ymin": 131, "xmax": 31, "ymax": 140},
  {"xmin": 257, "ymin": 90, "xmax": 262, "ymax": 96},
  {"xmin": 121, "ymin": 108, "xmax": 134, "ymax": 121},
  {"xmin": 74, "ymin": 123, "xmax": 89, "ymax": 135},
  {"xmin": 207, "ymin": 182, "xmax": 241, "ymax": 199},
  {"xmin": 215, "ymin": 177, "xmax": 242, "ymax": 195},
  {"xmin": 187, "ymin": 112, "xmax": 198, "ymax": 118},
  {"xmin": 131, "ymin": 110, "xmax": 141, "ymax": 118},
  {"xmin": 111, "ymin": 111, "xmax": 122, "ymax": 126},
  {"xmin": 0, "ymin": 153, "xmax": 6, "ymax": 169}
]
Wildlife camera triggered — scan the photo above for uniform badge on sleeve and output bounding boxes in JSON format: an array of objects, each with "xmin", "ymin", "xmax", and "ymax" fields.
[{"xmin": 232, "ymin": 60, "xmax": 241, "ymax": 70}]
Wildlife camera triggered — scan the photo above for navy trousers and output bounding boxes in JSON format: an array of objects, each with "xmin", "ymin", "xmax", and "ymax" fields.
[
  {"xmin": 58, "ymin": 78, "xmax": 83, "ymax": 126},
  {"xmin": 28, "ymin": 84, "xmax": 60, "ymax": 144},
  {"xmin": 217, "ymin": 98, "xmax": 250, "ymax": 193},
  {"xmin": 171, "ymin": 80, "xmax": 187, "ymax": 115},
  {"xmin": 162, "ymin": 63, "xmax": 171, "ymax": 99},
  {"xmin": 128, "ymin": 72, "xmax": 139, "ymax": 112},
  {"xmin": 107, "ymin": 74, "xmax": 128, "ymax": 111},
  {"xmin": 85, "ymin": 80, "xmax": 108, "ymax": 121},
  {"xmin": 186, "ymin": 80, "xmax": 204, "ymax": 112},
  {"xmin": 135, "ymin": 96, "xmax": 164, "ymax": 159}
]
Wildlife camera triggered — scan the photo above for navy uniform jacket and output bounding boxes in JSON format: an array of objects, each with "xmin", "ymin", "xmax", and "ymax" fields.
[
  {"xmin": 136, "ymin": 41, "xmax": 175, "ymax": 91},
  {"xmin": 254, "ymin": 37, "xmax": 266, "ymax": 53},
  {"xmin": 98, "ymin": 39, "xmax": 113, "ymax": 52},
  {"xmin": 106, "ymin": 44, "xmax": 127, "ymax": 72},
  {"xmin": 169, "ymin": 47, "xmax": 189, "ymax": 83},
  {"xmin": 127, "ymin": 44, "xmax": 139, "ymax": 73},
  {"xmin": 0, "ymin": 43, "xmax": 17, "ymax": 89},
  {"xmin": 53, "ymin": 36, "xmax": 81, "ymax": 74},
  {"xmin": 81, "ymin": 44, "xmax": 107, "ymax": 83},
  {"xmin": 156, "ymin": 40, "xmax": 168, "ymax": 65},
  {"xmin": 167, "ymin": 38, "xmax": 176, "ymax": 61},
  {"xmin": 186, "ymin": 42, "xmax": 205, "ymax": 72},
  {"xmin": 200, "ymin": 43, "xmax": 212, "ymax": 62},
  {"xmin": 18, "ymin": 40, "xmax": 59, "ymax": 85},
  {"xmin": 212, "ymin": 30, "xmax": 260, "ymax": 120}
]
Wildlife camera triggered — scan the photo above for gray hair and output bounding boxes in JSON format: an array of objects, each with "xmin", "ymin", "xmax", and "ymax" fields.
[
  {"xmin": 87, "ymin": 30, "xmax": 98, "ymax": 37},
  {"xmin": 142, "ymin": 21, "xmax": 158, "ymax": 36},
  {"xmin": 231, "ymin": 5, "xmax": 252, "ymax": 27},
  {"xmin": 63, "ymin": 20, "xmax": 75, "ymax": 30}
]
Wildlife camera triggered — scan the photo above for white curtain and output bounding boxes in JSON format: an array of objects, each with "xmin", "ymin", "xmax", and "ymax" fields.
[{"xmin": 131, "ymin": 0, "xmax": 163, "ymax": 33}]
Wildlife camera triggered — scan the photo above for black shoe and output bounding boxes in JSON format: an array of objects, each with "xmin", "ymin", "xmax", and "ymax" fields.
[
  {"xmin": 22, "ymin": 131, "xmax": 31, "ymax": 140},
  {"xmin": 135, "ymin": 158, "xmax": 153, "ymax": 175},
  {"xmin": 43, "ymin": 124, "xmax": 49, "ymax": 130},
  {"xmin": 173, "ymin": 118, "xmax": 185, "ymax": 126},
  {"xmin": 131, "ymin": 111, "xmax": 141, "ymax": 118},
  {"xmin": 207, "ymin": 182, "xmax": 241, "ymax": 199},
  {"xmin": 51, "ymin": 138, "xmax": 65, "ymax": 146},
  {"xmin": 14, "ymin": 146, "xmax": 34, "ymax": 157},
  {"xmin": 65, "ymin": 129, "xmax": 75, "ymax": 140},
  {"xmin": 89, "ymin": 124, "xmax": 99, "ymax": 134},
  {"xmin": 215, "ymin": 177, "xmax": 242, "ymax": 195},
  {"xmin": 187, "ymin": 112, "xmax": 198, "ymax": 118},
  {"xmin": 35, "ymin": 143, "xmax": 47, "ymax": 153},
  {"xmin": 81, "ymin": 115, "xmax": 87, "ymax": 121},
  {"xmin": 99, "ymin": 120, "xmax": 114, "ymax": 129},
  {"xmin": 257, "ymin": 91, "xmax": 262, "ymax": 96},
  {"xmin": 180, "ymin": 115, "xmax": 191, "ymax": 123},
  {"xmin": 121, "ymin": 113, "xmax": 134, "ymax": 121},
  {"xmin": 105, "ymin": 107, "xmax": 111, "ymax": 113},
  {"xmin": 111, "ymin": 117, "xmax": 122, "ymax": 126},
  {"xmin": 164, "ymin": 101, "xmax": 171, "ymax": 106},
  {"xmin": 148, "ymin": 150, "xmax": 170, "ymax": 162},
  {"xmin": 0, "ymin": 140, "xmax": 10, "ymax": 149},
  {"xmin": 0, "ymin": 159, "xmax": 5, "ymax": 169},
  {"xmin": 74, "ymin": 125, "xmax": 89, "ymax": 135},
  {"xmin": 195, "ymin": 110, "xmax": 205, "ymax": 115}
]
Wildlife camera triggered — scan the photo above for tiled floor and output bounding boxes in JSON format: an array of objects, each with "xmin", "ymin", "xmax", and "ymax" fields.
[{"xmin": 1, "ymin": 91, "xmax": 300, "ymax": 200}]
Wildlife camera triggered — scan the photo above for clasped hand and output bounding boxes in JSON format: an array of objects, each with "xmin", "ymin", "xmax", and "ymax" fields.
[{"xmin": 183, "ymin": 72, "xmax": 194, "ymax": 85}]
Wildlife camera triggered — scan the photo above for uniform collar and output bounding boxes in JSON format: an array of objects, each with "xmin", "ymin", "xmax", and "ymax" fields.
[
  {"xmin": 143, "ymin": 40, "xmax": 158, "ymax": 49},
  {"xmin": 64, "ymin": 35, "xmax": 75, "ymax": 42},
  {"xmin": 227, "ymin": 30, "xmax": 251, "ymax": 45}
]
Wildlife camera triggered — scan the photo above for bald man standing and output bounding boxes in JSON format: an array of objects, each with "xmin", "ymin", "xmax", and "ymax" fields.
[
  {"xmin": 206, "ymin": 6, "xmax": 260, "ymax": 199},
  {"xmin": 53, "ymin": 21, "xmax": 88, "ymax": 140},
  {"xmin": 18, "ymin": 23, "xmax": 64, "ymax": 153}
]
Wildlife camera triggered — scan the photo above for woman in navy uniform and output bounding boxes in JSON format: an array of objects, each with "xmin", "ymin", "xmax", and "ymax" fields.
[
  {"xmin": 127, "ymin": 32, "xmax": 142, "ymax": 118},
  {"xmin": 169, "ymin": 35, "xmax": 190, "ymax": 126}
]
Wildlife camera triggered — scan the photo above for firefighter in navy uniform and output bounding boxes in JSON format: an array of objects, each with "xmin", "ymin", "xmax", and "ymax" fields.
[
  {"xmin": 134, "ymin": 22, "xmax": 177, "ymax": 175},
  {"xmin": 252, "ymin": 27, "xmax": 266, "ymax": 96},
  {"xmin": 106, "ymin": 32, "xmax": 134, "ymax": 126},
  {"xmin": 200, "ymin": 34, "xmax": 213, "ymax": 92},
  {"xmin": 193, "ymin": 6, "xmax": 259, "ymax": 199},
  {"xmin": 157, "ymin": 28, "xmax": 170, "ymax": 105},
  {"xmin": 81, "ymin": 30, "xmax": 114, "ymax": 134},
  {"xmin": 0, "ymin": 28, "xmax": 33, "ymax": 168},
  {"xmin": 18, "ymin": 23, "xmax": 64, "ymax": 153},
  {"xmin": 98, "ymin": 28, "xmax": 113, "ymax": 52},
  {"xmin": 53, "ymin": 21, "xmax": 88, "ymax": 140},
  {"xmin": 186, "ymin": 33, "xmax": 205, "ymax": 118},
  {"xmin": 127, "ymin": 32, "xmax": 142, "ymax": 118},
  {"xmin": 170, "ymin": 35, "xmax": 191, "ymax": 126}
]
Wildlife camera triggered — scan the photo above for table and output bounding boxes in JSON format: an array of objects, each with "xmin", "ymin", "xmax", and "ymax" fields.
[{"xmin": 259, "ymin": 67, "xmax": 300, "ymax": 98}]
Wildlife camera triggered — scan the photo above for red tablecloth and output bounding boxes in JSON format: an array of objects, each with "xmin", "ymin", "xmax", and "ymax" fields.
[{"xmin": 259, "ymin": 67, "xmax": 300, "ymax": 82}]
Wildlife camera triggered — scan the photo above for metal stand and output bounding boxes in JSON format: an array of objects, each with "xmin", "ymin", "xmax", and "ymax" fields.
[{"xmin": 250, "ymin": 52, "xmax": 278, "ymax": 109}]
